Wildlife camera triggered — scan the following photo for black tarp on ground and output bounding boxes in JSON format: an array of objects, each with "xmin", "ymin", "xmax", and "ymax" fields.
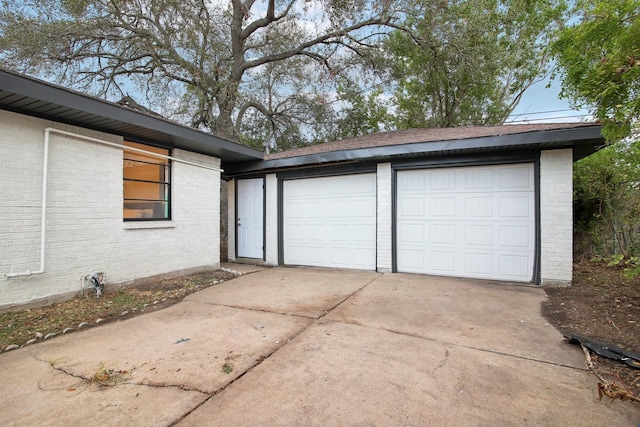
[{"xmin": 565, "ymin": 335, "xmax": 640, "ymax": 369}]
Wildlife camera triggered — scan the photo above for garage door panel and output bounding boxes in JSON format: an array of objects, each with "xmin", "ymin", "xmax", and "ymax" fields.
[
  {"xmin": 498, "ymin": 166, "xmax": 534, "ymax": 189},
  {"xmin": 429, "ymin": 170, "xmax": 456, "ymax": 190},
  {"xmin": 465, "ymin": 168, "xmax": 494, "ymax": 189},
  {"xmin": 465, "ymin": 197, "xmax": 493, "ymax": 217},
  {"xmin": 430, "ymin": 251, "xmax": 456, "ymax": 272},
  {"xmin": 284, "ymin": 201, "xmax": 305, "ymax": 219},
  {"xmin": 429, "ymin": 197, "xmax": 456, "ymax": 216},
  {"xmin": 464, "ymin": 224, "xmax": 493, "ymax": 246},
  {"xmin": 398, "ymin": 171, "xmax": 426, "ymax": 191},
  {"xmin": 499, "ymin": 195, "xmax": 531, "ymax": 218},
  {"xmin": 398, "ymin": 249, "xmax": 426, "ymax": 270},
  {"xmin": 330, "ymin": 224, "xmax": 351, "ymax": 241},
  {"xmin": 498, "ymin": 255, "xmax": 531, "ymax": 277},
  {"xmin": 306, "ymin": 224, "xmax": 325, "ymax": 241},
  {"xmin": 351, "ymin": 174, "xmax": 377, "ymax": 193},
  {"xmin": 499, "ymin": 225, "xmax": 531, "ymax": 247},
  {"xmin": 284, "ymin": 174, "xmax": 376, "ymax": 270},
  {"xmin": 465, "ymin": 253, "xmax": 494, "ymax": 274},
  {"xmin": 399, "ymin": 197, "xmax": 425, "ymax": 216},
  {"xmin": 397, "ymin": 164, "xmax": 535, "ymax": 282},
  {"xmin": 398, "ymin": 223, "xmax": 425, "ymax": 243},
  {"xmin": 353, "ymin": 224, "xmax": 375, "ymax": 242},
  {"xmin": 284, "ymin": 224, "xmax": 305, "ymax": 240},
  {"xmin": 352, "ymin": 198, "xmax": 376, "ymax": 217}
]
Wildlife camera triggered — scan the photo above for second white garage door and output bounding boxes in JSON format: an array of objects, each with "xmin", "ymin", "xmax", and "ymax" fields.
[
  {"xmin": 396, "ymin": 164, "xmax": 535, "ymax": 282},
  {"xmin": 283, "ymin": 174, "xmax": 376, "ymax": 269}
]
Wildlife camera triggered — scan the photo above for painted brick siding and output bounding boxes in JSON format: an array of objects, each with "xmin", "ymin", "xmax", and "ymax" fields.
[
  {"xmin": 376, "ymin": 163, "xmax": 392, "ymax": 272},
  {"xmin": 540, "ymin": 149, "xmax": 573, "ymax": 284},
  {"xmin": 227, "ymin": 179, "xmax": 236, "ymax": 261},
  {"xmin": 265, "ymin": 174, "xmax": 278, "ymax": 265},
  {"xmin": 0, "ymin": 110, "xmax": 221, "ymax": 308}
]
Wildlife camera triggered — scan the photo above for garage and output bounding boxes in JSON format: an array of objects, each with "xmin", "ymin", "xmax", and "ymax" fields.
[
  {"xmin": 227, "ymin": 124, "xmax": 603, "ymax": 285},
  {"xmin": 396, "ymin": 164, "xmax": 536, "ymax": 282},
  {"xmin": 283, "ymin": 174, "xmax": 376, "ymax": 269}
]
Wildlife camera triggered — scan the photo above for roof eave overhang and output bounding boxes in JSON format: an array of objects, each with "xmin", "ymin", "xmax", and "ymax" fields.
[
  {"xmin": 225, "ymin": 125, "xmax": 604, "ymax": 176},
  {"xmin": 0, "ymin": 69, "xmax": 263, "ymax": 162}
]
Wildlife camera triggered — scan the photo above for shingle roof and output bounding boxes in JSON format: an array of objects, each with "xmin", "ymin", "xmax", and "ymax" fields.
[
  {"xmin": 224, "ymin": 122, "xmax": 603, "ymax": 176},
  {"xmin": 266, "ymin": 123, "xmax": 597, "ymax": 160}
]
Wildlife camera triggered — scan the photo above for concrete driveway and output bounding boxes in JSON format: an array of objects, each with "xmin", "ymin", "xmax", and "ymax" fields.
[{"xmin": 0, "ymin": 265, "xmax": 637, "ymax": 426}]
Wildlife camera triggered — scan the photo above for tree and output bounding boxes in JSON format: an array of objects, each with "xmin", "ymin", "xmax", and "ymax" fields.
[
  {"xmin": 330, "ymin": 81, "xmax": 392, "ymax": 140},
  {"xmin": 234, "ymin": 57, "xmax": 340, "ymax": 152},
  {"xmin": 551, "ymin": 0, "xmax": 640, "ymax": 141},
  {"xmin": 573, "ymin": 133, "xmax": 640, "ymax": 264},
  {"xmin": 0, "ymin": 0, "xmax": 403, "ymax": 147},
  {"xmin": 383, "ymin": 0, "xmax": 566, "ymax": 128}
]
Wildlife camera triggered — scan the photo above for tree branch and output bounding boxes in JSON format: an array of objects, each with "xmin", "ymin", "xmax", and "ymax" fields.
[
  {"xmin": 243, "ymin": 16, "xmax": 390, "ymax": 72},
  {"xmin": 240, "ymin": 0, "xmax": 297, "ymax": 40}
]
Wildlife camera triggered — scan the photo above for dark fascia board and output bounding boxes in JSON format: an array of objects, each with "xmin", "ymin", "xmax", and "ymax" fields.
[
  {"xmin": 224, "ymin": 125, "xmax": 604, "ymax": 175},
  {"xmin": 0, "ymin": 69, "xmax": 263, "ymax": 162}
]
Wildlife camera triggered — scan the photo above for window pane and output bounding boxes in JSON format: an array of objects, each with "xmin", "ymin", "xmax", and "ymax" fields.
[
  {"xmin": 124, "ymin": 141, "xmax": 169, "ymax": 164},
  {"xmin": 123, "ymin": 160, "xmax": 167, "ymax": 181},
  {"xmin": 124, "ymin": 181, "xmax": 167, "ymax": 201},
  {"xmin": 123, "ymin": 201, "xmax": 169, "ymax": 219}
]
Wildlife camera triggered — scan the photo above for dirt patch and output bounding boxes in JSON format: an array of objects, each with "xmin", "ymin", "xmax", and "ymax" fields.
[
  {"xmin": 0, "ymin": 269, "xmax": 237, "ymax": 352},
  {"xmin": 542, "ymin": 260, "xmax": 640, "ymax": 403}
]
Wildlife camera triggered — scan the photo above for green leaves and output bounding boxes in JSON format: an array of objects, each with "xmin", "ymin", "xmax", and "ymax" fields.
[
  {"xmin": 551, "ymin": 0, "xmax": 640, "ymax": 141},
  {"xmin": 574, "ymin": 134, "xmax": 640, "ymax": 259},
  {"xmin": 385, "ymin": 0, "xmax": 566, "ymax": 128}
]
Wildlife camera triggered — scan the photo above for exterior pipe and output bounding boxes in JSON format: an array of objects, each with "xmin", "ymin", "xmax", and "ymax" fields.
[
  {"xmin": 5, "ymin": 127, "xmax": 223, "ymax": 278},
  {"xmin": 4, "ymin": 129, "xmax": 51, "ymax": 277},
  {"xmin": 40, "ymin": 128, "xmax": 223, "ymax": 173}
]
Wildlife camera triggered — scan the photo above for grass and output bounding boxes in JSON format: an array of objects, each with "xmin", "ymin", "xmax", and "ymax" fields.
[
  {"xmin": 90, "ymin": 363, "xmax": 129, "ymax": 386},
  {"xmin": 0, "ymin": 269, "xmax": 237, "ymax": 351}
]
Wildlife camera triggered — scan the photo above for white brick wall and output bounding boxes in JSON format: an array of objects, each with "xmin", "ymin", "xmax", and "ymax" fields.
[
  {"xmin": 540, "ymin": 149, "xmax": 574, "ymax": 284},
  {"xmin": 0, "ymin": 110, "xmax": 221, "ymax": 308},
  {"xmin": 376, "ymin": 163, "xmax": 392, "ymax": 272},
  {"xmin": 227, "ymin": 179, "xmax": 236, "ymax": 261},
  {"xmin": 265, "ymin": 174, "xmax": 278, "ymax": 265}
]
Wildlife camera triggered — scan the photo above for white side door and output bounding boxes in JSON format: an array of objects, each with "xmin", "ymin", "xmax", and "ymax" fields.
[{"xmin": 237, "ymin": 178, "xmax": 264, "ymax": 259}]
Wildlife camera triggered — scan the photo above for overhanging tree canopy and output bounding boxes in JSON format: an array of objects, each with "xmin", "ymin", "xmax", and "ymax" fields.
[
  {"xmin": 551, "ymin": 0, "xmax": 640, "ymax": 140},
  {"xmin": 0, "ymin": 0, "xmax": 403, "ymax": 148}
]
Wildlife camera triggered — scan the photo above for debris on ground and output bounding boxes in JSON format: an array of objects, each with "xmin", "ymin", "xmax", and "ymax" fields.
[
  {"xmin": 565, "ymin": 335, "xmax": 640, "ymax": 369},
  {"xmin": 542, "ymin": 260, "xmax": 640, "ymax": 404},
  {"xmin": 0, "ymin": 268, "xmax": 237, "ymax": 351}
]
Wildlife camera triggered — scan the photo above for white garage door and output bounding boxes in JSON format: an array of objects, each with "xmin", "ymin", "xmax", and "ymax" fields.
[
  {"xmin": 397, "ymin": 164, "xmax": 535, "ymax": 282},
  {"xmin": 283, "ymin": 174, "xmax": 376, "ymax": 269}
]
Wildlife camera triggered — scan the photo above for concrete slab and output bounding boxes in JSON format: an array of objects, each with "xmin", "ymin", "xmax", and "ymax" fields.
[
  {"xmin": 0, "ymin": 347, "xmax": 207, "ymax": 427},
  {"xmin": 1, "ymin": 267, "xmax": 637, "ymax": 426},
  {"xmin": 178, "ymin": 321, "xmax": 638, "ymax": 426},
  {"xmin": 325, "ymin": 273, "xmax": 585, "ymax": 367},
  {"xmin": 187, "ymin": 266, "xmax": 382, "ymax": 318},
  {"xmin": 220, "ymin": 262, "xmax": 266, "ymax": 275},
  {"xmin": 26, "ymin": 301, "xmax": 311, "ymax": 394}
]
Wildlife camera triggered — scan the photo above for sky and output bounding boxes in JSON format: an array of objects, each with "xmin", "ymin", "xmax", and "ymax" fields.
[{"xmin": 507, "ymin": 76, "xmax": 592, "ymax": 124}]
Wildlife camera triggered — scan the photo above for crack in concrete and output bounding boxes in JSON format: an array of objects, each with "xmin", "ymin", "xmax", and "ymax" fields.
[
  {"xmin": 431, "ymin": 348, "xmax": 450, "ymax": 377},
  {"xmin": 29, "ymin": 350, "xmax": 212, "ymax": 395},
  {"xmin": 317, "ymin": 274, "xmax": 383, "ymax": 320},
  {"xmin": 168, "ymin": 322, "xmax": 313, "ymax": 426},
  {"xmin": 169, "ymin": 274, "xmax": 383, "ymax": 425},
  {"xmin": 186, "ymin": 273, "xmax": 383, "ymax": 321},
  {"xmin": 320, "ymin": 320, "xmax": 586, "ymax": 371},
  {"xmin": 185, "ymin": 300, "xmax": 317, "ymax": 320}
]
